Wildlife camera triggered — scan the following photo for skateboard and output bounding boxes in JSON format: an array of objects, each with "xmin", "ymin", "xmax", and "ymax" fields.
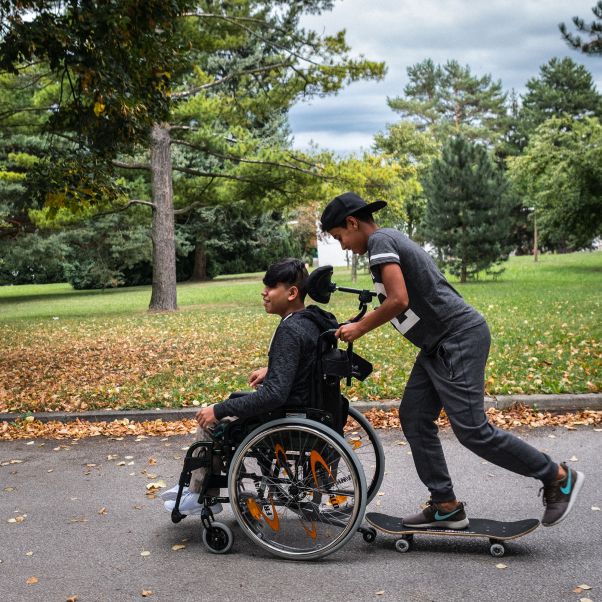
[{"xmin": 364, "ymin": 512, "xmax": 540, "ymax": 557}]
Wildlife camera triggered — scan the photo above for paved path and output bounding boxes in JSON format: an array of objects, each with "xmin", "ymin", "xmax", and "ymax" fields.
[{"xmin": 1, "ymin": 426, "xmax": 600, "ymax": 602}]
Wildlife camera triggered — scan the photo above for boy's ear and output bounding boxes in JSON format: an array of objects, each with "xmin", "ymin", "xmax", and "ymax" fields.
[
  {"xmin": 346, "ymin": 215, "xmax": 359, "ymax": 230},
  {"xmin": 287, "ymin": 285, "xmax": 300, "ymax": 301}
]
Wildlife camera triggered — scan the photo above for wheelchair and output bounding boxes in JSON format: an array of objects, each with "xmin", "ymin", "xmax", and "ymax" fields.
[{"xmin": 170, "ymin": 266, "xmax": 385, "ymax": 560}]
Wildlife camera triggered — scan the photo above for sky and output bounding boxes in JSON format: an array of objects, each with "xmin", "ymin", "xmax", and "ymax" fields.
[{"xmin": 288, "ymin": 0, "xmax": 602, "ymax": 154}]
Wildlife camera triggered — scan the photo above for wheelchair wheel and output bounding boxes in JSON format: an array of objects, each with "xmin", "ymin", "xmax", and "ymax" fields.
[
  {"xmin": 345, "ymin": 406, "xmax": 385, "ymax": 503},
  {"xmin": 228, "ymin": 418, "xmax": 366, "ymax": 561},
  {"xmin": 202, "ymin": 522, "xmax": 233, "ymax": 554}
]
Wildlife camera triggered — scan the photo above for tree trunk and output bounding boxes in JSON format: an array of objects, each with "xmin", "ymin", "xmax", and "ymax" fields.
[
  {"xmin": 190, "ymin": 239, "xmax": 209, "ymax": 281},
  {"xmin": 460, "ymin": 262, "xmax": 467, "ymax": 283},
  {"xmin": 533, "ymin": 212, "xmax": 539, "ymax": 263},
  {"xmin": 149, "ymin": 123, "xmax": 178, "ymax": 311},
  {"xmin": 351, "ymin": 253, "xmax": 358, "ymax": 283}
]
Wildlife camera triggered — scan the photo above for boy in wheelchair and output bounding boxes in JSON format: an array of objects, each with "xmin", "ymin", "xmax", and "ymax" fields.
[{"xmin": 162, "ymin": 258, "xmax": 341, "ymax": 518}]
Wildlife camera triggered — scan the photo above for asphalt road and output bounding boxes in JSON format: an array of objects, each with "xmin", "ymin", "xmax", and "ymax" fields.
[{"xmin": 1, "ymin": 426, "xmax": 600, "ymax": 602}]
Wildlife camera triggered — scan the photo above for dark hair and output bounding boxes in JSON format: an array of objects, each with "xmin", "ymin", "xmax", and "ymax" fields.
[
  {"xmin": 263, "ymin": 258, "xmax": 309, "ymax": 300},
  {"xmin": 330, "ymin": 208, "xmax": 376, "ymax": 230}
]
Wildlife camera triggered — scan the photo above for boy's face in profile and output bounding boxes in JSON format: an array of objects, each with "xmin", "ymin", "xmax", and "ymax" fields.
[
  {"xmin": 329, "ymin": 217, "xmax": 369, "ymax": 255},
  {"xmin": 261, "ymin": 282, "xmax": 298, "ymax": 317}
]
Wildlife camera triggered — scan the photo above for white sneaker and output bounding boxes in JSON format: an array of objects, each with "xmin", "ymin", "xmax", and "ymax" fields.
[
  {"xmin": 164, "ymin": 491, "xmax": 222, "ymax": 516},
  {"xmin": 160, "ymin": 484, "xmax": 189, "ymax": 502}
]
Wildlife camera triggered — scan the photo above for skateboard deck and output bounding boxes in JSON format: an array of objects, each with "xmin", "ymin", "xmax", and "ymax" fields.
[{"xmin": 365, "ymin": 513, "xmax": 540, "ymax": 557}]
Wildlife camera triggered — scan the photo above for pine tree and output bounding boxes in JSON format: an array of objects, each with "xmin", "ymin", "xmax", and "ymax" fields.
[
  {"xmin": 560, "ymin": 1, "xmax": 602, "ymax": 55},
  {"xmin": 387, "ymin": 59, "xmax": 507, "ymax": 145},
  {"xmin": 519, "ymin": 58, "xmax": 601, "ymax": 140},
  {"xmin": 422, "ymin": 136, "xmax": 514, "ymax": 282}
]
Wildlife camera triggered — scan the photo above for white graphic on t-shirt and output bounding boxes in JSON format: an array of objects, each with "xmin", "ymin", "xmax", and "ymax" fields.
[{"xmin": 374, "ymin": 282, "xmax": 421, "ymax": 335}]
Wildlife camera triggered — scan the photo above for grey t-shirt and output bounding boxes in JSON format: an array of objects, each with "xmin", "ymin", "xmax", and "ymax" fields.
[{"xmin": 367, "ymin": 228, "xmax": 484, "ymax": 353}]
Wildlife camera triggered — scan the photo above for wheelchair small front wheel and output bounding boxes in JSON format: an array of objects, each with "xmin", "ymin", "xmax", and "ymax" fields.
[{"xmin": 202, "ymin": 522, "xmax": 233, "ymax": 554}]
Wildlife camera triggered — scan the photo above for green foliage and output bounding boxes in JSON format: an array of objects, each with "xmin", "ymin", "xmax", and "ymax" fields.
[
  {"xmin": 508, "ymin": 115, "xmax": 602, "ymax": 251},
  {"xmin": 519, "ymin": 58, "xmax": 601, "ymax": 141},
  {"xmin": 186, "ymin": 205, "xmax": 303, "ymax": 279},
  {"xmin": 0, "ymin": 231, "xmax": 68, "ymax": 284},
  {"xmin": 0, "ymin": 0, "xmax": 194, "ymax": 152},
  {"xmin": 373, "ymin": 121, "xmax": 440, "ymax": 238},
  {"xmin": 387, "ymin": 59, "xmax": 507, "ymax": 144},
  {"xmin": 422, "ymin": 136, "xmax": 514, "ymax": 281},
  {"xmin": 560, "ymin": 1, "xmax": 602, "ymax": 55}
]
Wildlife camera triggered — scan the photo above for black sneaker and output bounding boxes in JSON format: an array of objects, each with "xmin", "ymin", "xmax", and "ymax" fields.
[
  {"xmin": 540, "ymin": 462, "xmax": 585, "ymax": 527},
  {"xmin": 403, "ymin": 500, "xmax": 469, "ymax": 529}
]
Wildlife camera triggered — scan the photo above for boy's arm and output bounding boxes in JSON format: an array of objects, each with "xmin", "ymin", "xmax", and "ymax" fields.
[
  {"xmin": 336, "ymin": 262, "xmax": 408, "ymax": 343},
  {"xmin": 211, "ymin": 326, "xmax": 302, "ymax": 420}
]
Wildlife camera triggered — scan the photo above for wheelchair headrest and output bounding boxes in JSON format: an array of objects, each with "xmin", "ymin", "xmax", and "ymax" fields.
[{"xmin": 307, "ymin": 265, "xmax": 335, "ymax": 304}]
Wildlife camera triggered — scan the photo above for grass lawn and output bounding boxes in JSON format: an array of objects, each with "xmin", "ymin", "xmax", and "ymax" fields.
[{"xmin": 0, "ymin": 252, "xmax": 600, "ymax": 414}]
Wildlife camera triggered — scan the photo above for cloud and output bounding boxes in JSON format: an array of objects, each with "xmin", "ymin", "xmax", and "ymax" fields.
[{"xmin": 290, "ymin": 0, "xmax": 602, "ymax": 153}]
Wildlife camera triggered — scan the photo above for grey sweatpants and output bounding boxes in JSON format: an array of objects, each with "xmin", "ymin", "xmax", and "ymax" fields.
[{"xmin": 399, "ymin": 321, "xmax": 559, "ymax": 503}]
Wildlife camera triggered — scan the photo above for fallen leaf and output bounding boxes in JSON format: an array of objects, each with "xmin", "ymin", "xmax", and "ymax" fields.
[
  {"xmin": 577, "ymin": 585, "xmax": 592, "ymax": 590},
  {"xmin": 146, "ymin": 480, "xmax": 166, "ymax": 490},
  {"xmin": 569, "ymin": 455, "xmax": 579, "ymax": 462},
  {"xmin": 496, "ymin": 564, "xmax": 507, "ymax": 569},
  {"xmin": 141, "ymin": 591, "xmax": 153, "ymax": 597},
  {"xmin": 98, "ymin": 507, "xmax": 108, "ymax": 515},
  {"xmin": 66, "ymin": 596, "xmax": 78, "ymax": 602},
  {"xmin": 375, "ymin": 592, "xmax": 385, "ymax": 596},
  {"xmin": 148, "ymin": 457, "xmax": 157, "ymax": 465},
  {"xmin": 26, "ymin": 576, "xmax": 38, "ymax": 585},
  {"xmin": 25, "ymin": 551, "xmax": 33, "ymax": 556},
  {"xmin": 140, "ymin": 551, "xmax": 151, "ymax": 557},
  {"xmin": 580, "ymin": 599, "xmax": 593, "ymax": 602},
  {"xmin": 591, "ymin": 506, "xmax": 600, "ymax": 511},
  {"xmin": 171, "ymin": 544, "xmax": 186, "ymax": 551}
]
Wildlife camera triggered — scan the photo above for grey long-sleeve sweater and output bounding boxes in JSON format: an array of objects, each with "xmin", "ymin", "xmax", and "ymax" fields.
[{"xmin": 213, "ymin": 306, "xmax": 338, "ymax": 420}]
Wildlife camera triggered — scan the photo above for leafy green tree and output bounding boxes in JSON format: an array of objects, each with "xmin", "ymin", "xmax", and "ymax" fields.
[
  {"xmin": 373, "ymin": 121, "xmax": 439, "ymax": 240},
  {"xmin": 387, "ymin": 59, "xmax": 507, "ymax": 145},
  {"xmin": 560, "ymin": 1, "xmax": 602, "ymax": 55},
  {"xmin": 519, "ymin": 58, "xmax": 601, "ymax": 142},
  {"xmin": 179, "ymin": 204, "xmax": 303, "ymax": 280},
  {"xmin": 0, "ymin": 1, "xmax": 385, "ymax": 309},
  {"xmin": 508, "ymin": 115, "xmax": 602, "ymax": 252},
  {"xmin": 422, "ymin": 136, "xmax": 514, "ymax": 282}
]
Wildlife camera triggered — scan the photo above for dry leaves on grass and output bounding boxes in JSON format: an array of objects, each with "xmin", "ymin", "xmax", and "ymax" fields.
[
  {"xmin": 0, "ymin": 418, "xmax": 198, "ymax": 441},
  {"xmin": 1, "ymin": 406, "xmax": 600, "ymax": 441},
  {"xmin": 363, "ymin": 406, "xmax": 602, "ymax": 431}
]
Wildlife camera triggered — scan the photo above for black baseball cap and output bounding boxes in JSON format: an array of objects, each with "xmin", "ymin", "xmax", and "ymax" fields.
[{"xmin": 320, "ymin": 192, "xmax": 387, "ymax": 232}]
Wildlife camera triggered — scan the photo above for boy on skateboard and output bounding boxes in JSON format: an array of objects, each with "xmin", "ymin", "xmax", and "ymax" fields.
[{"xmin": 320, "ymin": 192, "xmax": 584, "ymax": 529}]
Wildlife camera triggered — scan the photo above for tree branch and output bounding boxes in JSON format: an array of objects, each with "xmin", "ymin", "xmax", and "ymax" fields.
[
  {"xmin": 112, "ymin": 160, "xmax": 151, "ymax": 171},
  {"xmin": 171, "ymin": 164, "xmax": 255, "ymax": 182},
  {"xmin": 171, "ymin": 138, "xmax": 325, "ymax": 178},
  {"xmin": 91, "ymin": 199, "xmax": 155, "ymax": 220},
  {"xmin": 172, "ymin": 62, "xmax": 292, "ymax": 99}
]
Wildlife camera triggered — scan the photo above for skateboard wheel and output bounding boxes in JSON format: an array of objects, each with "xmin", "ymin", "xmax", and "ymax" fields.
[
  {"xmin": 489, "ymin": 542, "xmax": 505, "ymax": 557},
  {"xmin": 395, "ymin": 538, "xmax": 411, "ymax": 553},
  {"xmin": 202, "ymin": 522, "xmax": 234, "ymax": 554},
  {"xmin": 363, "ymin": 527, "xmax": 377, "ymax": 543}
]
